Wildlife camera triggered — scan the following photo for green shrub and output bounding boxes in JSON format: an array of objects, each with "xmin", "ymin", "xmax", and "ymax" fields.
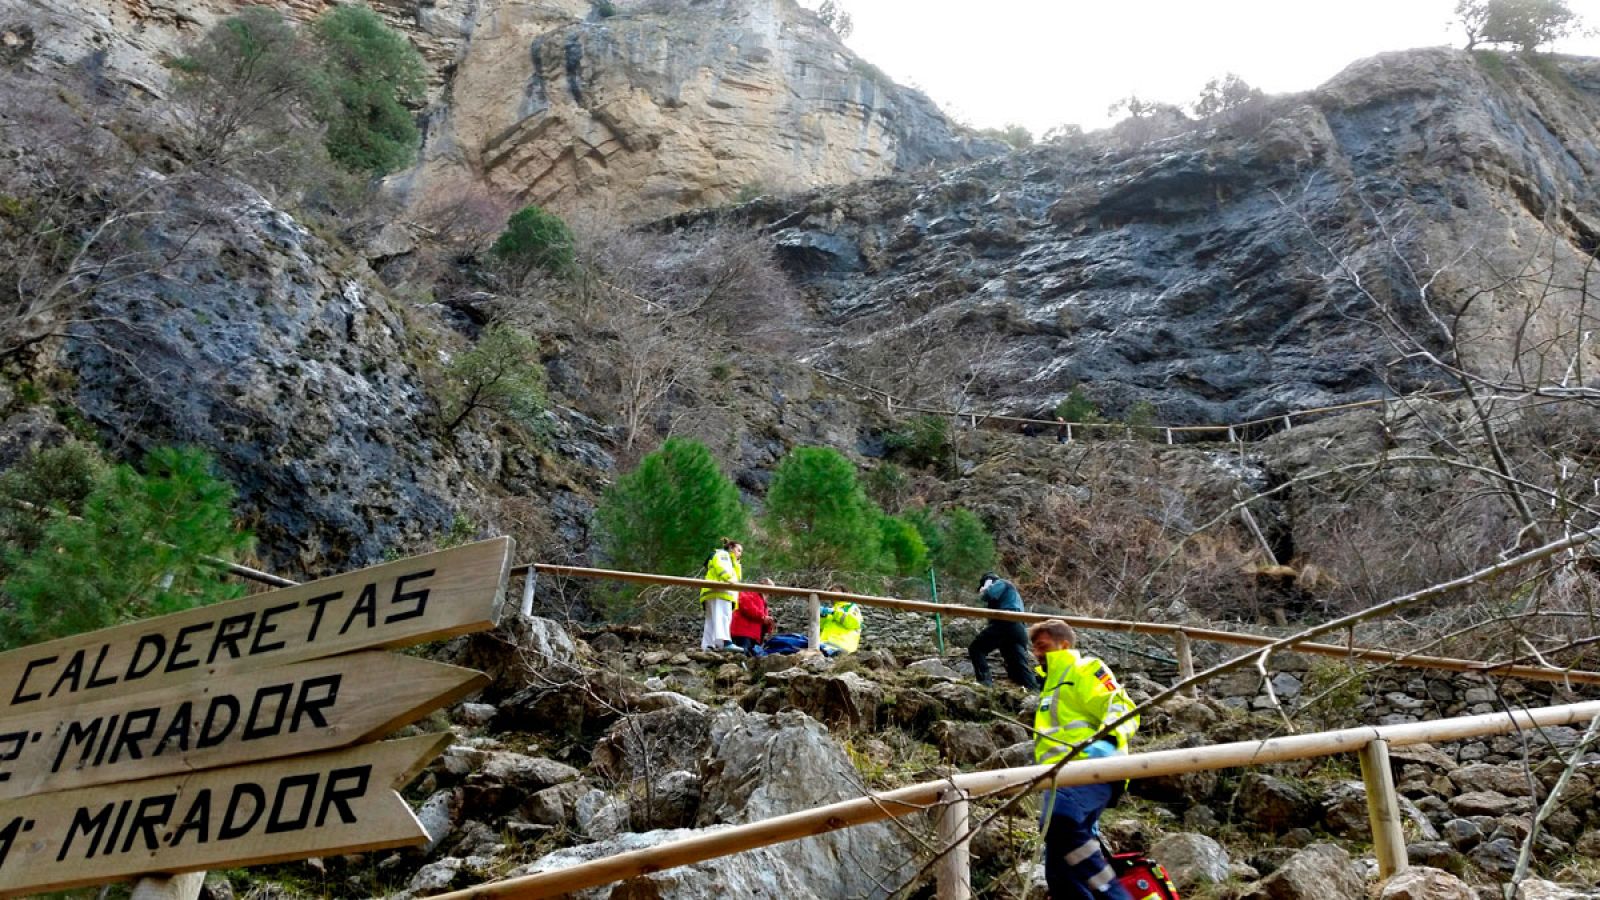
[
  {"xmin": 1, "ymin": 446, "xmax": 252, "ymax": 650},
  {"xmin": 171, "ymin": 7, "xmax": 318, "ymax": 160},
  {"xmin": 864, "ymin": 461, "xmax": 910, "ymax": 512},
  {"xmin": 492, "ymin": 205, "xmax": 576, "ymax": 278},
  {"xmin": 884, "ymin": 414, "xmax": 953, "ymax": 472},
  {"xmin": 312, "ymin": 4, "xmax": 427, "ymax": 176},
  {"xmin": 441, "ymin": 324, "xmax": 547, "ymax": 431},
  {"xmin": 1054, "ymin": 386, "xmax": 1101, "ymax": 423},
  {"xmin": 1125, "ymin": 399, "xmax": 1158, "ymax": 438},
  {"xmin": 596, "ymin": 437, "xmax": 747, "ymax": 578},
  {"xmin": 878, "ymin": 514, "xmax": 929, "ymax": 576},
  {"xmin": 593, "ymin": 0, "xmax": 618, "ymax": 16},
  {"xmin": 764, "ymin": 446, "xmax": 884, "ymax": 574},
  {"xmin": 0, "ymin": 441, "xmax": 106, "ymax": 575},
  {"xmin": 909, "ymin": 507, "xmax": 996, "ymax": 588}
]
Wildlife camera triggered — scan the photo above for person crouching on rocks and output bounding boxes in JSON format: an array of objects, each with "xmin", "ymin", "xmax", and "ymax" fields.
[
  {"xmin": 1030, "ymin": 619, "xmax": 1139, "ymax": 900},
  {"xmin": 731, "ymin": 578, "xmax": 776, "ymax": 655},
  {"xmin": 970, "ymin": 572, "xmax": 1041, "ymax": 690},
  {"xmin": 699, "ymin": 538, "xmax": 743, "ymax": 651},
  {"xmin": 818, "ymin": 585, "xmax": 863, "ymax": 656}
]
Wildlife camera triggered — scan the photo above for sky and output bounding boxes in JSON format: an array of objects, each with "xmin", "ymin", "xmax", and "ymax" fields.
[{"xmin": 838, "ymin": 0, "xmax": 1600, "ymax": 135}]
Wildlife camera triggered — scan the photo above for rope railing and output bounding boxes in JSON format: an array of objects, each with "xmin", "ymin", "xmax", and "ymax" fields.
[
  {"xmin": 810, "ymin": 367, "xmax": 1469, "ymax": 443},
  {"xmin": 517, "ymin": 563, "xmax": 1600, "ymax": 687},
  {"xmin": 429, "ymin": 698, "xmax": 1600, "ymax": 899}
]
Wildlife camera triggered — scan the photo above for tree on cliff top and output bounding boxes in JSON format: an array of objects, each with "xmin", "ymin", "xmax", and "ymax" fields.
[
  {"xmin": 313, "ymin": 4, "xmax": 427, "ymax": 176},
  {"xmin": 1457, "ymin": 0, "xmax": 1579, "ymax": 51}
]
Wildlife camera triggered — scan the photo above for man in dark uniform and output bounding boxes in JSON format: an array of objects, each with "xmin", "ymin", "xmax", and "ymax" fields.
[{"xmin": 968, "ymin": 572, "xmax": 1041, "ymax": 690}]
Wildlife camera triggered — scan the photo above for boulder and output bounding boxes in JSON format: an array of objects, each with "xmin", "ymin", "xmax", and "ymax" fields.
[
  {"xmin": 922, "ymin": 680, "xmax": 985, "ymax": 719},
  {"xmin": 750, "ymin": 670, "xmax": 882, "ymax": 729},
  {"xmin": 416, "ymin": 789, "xmax": 459, "ymax": 855},
  {"xmin": 1449, "ymin": 791, "xmax": 1528, "ymax": 818},
  {"xmin": 461, "ymin": 752, "xmax": 580, "ymax": 815},
  {"xmin": 521, "ymin": 780, "xmax": 588, "ymax": 828},
  {"xmin": 1406, "ymin": 842, "xmax": 1466, "ymax": 874},
  {"xmin": 907, "ymin": 658, "xmax": 965, "ymax": 680},
  {"xmin": 1378, "ymin": 866, "xmax": 1475, "ymax": 900},
  {"xmin": 439, "ymin": 616, "xmax": 580, "ymax": 703},
  {"xmin": 932, "ymin": 720, "xmax": 999, "ymax": 766},
  {"xmin": 591, "ymin": 705, "xmax": 715, "ymax": 784},
  {"xmin": 1237, "ymin": 773, "xmax": 1316, "ymax": 832},
  {"xmin": 629, "ymin": 770, "xmax": 702, "ymax": 831},
  {"xmin": 695, "ymin": 708, "xmax": 915, "ymax": 892},
  {"xmin": 1516, "ymin": 880, "xmax": 1600, "ymax": 899},
  {"xmin": 496, "ymin": 669, "xmax": 643, "ymax": 735},
  {"xmin": 574, "ymin": 789, "xmax": 630, "ymax": 841},
  {"xmin": 1322, "ymin": 781, "xmax": 1439, "ymax": 841},
  {"xmin": 1451, "ymin": 764, "xmax": 1534, "ymax": 798},
  {"xmin": 407, "ymin": 858, "xmax": 463, "ymax": 895},
  {"xmin": 1239, "ymin": 844, "xmax": 1366, "ymax": 900},
  {"xmin": 454, "ymin": 702, "xmax": 497, "ymax": 727},
  {"xmin": 1469, "ymin": 836, "xmax": 1520, "ymax": 875},
  {"xmin": 515, "ymin": 828, "xmax": 825, "ymax": 898},
  {"xmin": 1149, "ymin": 832, "xmax": 1230, "ymax": 891},
  {"xmin": 525, "ymin": 708, "xmax": 915, "ymax": 898},
  {"xmin": 1442, "ymin": 818, "xmax": 1483, "ymax": 850}
]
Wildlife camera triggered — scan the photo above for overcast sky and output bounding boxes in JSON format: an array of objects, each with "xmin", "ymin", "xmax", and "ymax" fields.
[{"xmin": 838, "ymin": 0, "xmax": 1600, "ymax": 135}]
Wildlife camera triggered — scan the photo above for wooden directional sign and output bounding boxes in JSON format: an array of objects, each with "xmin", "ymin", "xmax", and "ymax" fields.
[
  {"xmin": 0, "ymin": 651, "xmax": 486, "ymax": 801},
  {"xmin": 0, "ymin": 733, "xmax": 450, "ymax": 897},
  {"xmin": 0, "ymin": 537, "xmax": 512, "ymax": 718}
]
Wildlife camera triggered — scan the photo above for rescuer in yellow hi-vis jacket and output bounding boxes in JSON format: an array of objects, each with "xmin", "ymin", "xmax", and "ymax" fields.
[
  {"xmin": 699, "ymin": 539, "xmax": 743, "ymax": 650},
  {"xmin": 817, "ymin": 596, "xmax": 862, "ymax": 655},
  {"xmin": 1028, "ymin": 619, "xmax": 1138, "ymax": 900}
]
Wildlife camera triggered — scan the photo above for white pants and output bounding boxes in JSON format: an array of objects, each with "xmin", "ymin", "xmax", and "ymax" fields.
[{"xmin": 701, "ymin": 598, "xmax": 733, "ymax": 649}]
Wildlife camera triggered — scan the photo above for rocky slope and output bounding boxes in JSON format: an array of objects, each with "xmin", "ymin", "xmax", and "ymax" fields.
[
  {"xmin": 721, "ymin": 50, "xmax": 1600, "ymax": 424},
  {"xmin": 217, "ymin": 614, "xmax": 1600, "ymax": 900},
  {"xmin": 8, "ymin": 0, "xmax": 996, "ymax": 221}
]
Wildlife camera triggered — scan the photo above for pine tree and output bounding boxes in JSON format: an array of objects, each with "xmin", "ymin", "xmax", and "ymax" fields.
[
  {"xmin": 1, "ymin": 446, "xmax": 252, "ymax": 649},
  {"xmin": 764, "ymin": 447, "xmax": 885, "ymax": 574},
  {"xmin": 596, "ymin": 438, "xmax": 747, "ymax": 578}
]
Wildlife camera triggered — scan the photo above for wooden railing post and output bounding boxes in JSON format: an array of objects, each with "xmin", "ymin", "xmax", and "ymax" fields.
[
  {"xmin": 936, "ymin": 789, "xmax": 972, "ymax": 900},
  {"xmin": 132, "ymin": 874, "xmax": 205, "ymax": 900},
  {"xmin": 1174, "ymin": 630, "xmax": 1195, "ymax": 696},
  {"xmin": 808, "ymin": 593, "xmax": 822, "ymax": 650},
  {"xmin": 1358, "ymin": 739, "xmax": 1407, "ymax": 879},
  {"xmin": 520, "ymin": 570, "xmax": 538, "ymax": 618}
]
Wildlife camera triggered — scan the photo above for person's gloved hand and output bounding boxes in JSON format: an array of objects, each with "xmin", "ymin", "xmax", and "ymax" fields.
[
  {"xmin": 818, "ymin": 605, "xmax": 833, "ymax": 617},
  {"xmin": 1080, "ymin": 740, "xmax": 1118, "ymax": 759}
]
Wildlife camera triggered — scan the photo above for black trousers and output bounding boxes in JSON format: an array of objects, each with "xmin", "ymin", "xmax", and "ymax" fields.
[{"xmin": 968, "ymin": 620, "xmax": 1040, "ymax": 689}]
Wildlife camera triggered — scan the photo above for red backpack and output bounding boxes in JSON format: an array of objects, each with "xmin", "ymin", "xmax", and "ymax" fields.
[{"xmin": 1110, "ymin": 849, "xmax": 1181, "ymax": 900}]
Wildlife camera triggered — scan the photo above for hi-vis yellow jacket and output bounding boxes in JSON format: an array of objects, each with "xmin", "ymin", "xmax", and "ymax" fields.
[
  {"xmin": 819, "ymin": 602, "xmax": 863, "ymax": 652},
  {"xmin": 1033, "ymin": 648, "xmax": 1138, "ymax": 765},
  {"xmin": 699, "ymin": 549, "xmax": 741, "ymax": 608}
]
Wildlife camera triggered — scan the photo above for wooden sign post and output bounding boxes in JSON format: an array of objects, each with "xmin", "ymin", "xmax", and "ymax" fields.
[
  {"xmin": 0, "ymin": 537, "xmax": 512, "ymax": 717},
  {"xmin": 0, "ymin": 652, "xmax": 486, "ymax": 800},
  {"xmin": 0, "ymin": 734, "xmax": 450, "ymax": 896},
  {"xmin": 0, "ymin": 537, "xmax": 515, "ymax": 897}
]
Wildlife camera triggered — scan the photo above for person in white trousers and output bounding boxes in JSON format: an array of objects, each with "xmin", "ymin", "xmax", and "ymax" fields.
[{"xmin": 699, "ymin": 539, "xmax": 743, "ymax": 650}]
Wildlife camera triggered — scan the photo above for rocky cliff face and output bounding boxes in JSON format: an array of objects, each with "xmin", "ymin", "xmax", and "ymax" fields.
[
  {"xmin": 7, "ymin": 0, "xmax": 994, "ymax": 221},
  {"xmin": 408, "ymin": 0, "xmax": 999, "ymax": 220},
  {"xmin": 727, "ymin": 50, "xmax": 1600, "ymax": 423}
]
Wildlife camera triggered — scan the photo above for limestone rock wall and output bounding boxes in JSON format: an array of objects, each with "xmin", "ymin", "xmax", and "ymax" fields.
[{"xmin": 7, "ymin": 0, "xmax": 994, "ymax": 221}]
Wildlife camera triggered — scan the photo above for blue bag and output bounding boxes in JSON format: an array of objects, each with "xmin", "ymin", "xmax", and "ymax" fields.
[{"xmin": 763, "ymin": 633, "xmax": 809, "ymax": 655}]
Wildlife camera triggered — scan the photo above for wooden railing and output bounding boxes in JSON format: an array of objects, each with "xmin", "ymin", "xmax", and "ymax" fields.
[
  {"xmin": 810, "ymin": 367, "xmax": 1467, "ymax": 444},
  {"xmin": 516, "ymin": 563, "xmax": 1600, "ymax": 687},
  {"xmin": 431, "ymin": 699, "xmax": 1600, "ymax": 899}
]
